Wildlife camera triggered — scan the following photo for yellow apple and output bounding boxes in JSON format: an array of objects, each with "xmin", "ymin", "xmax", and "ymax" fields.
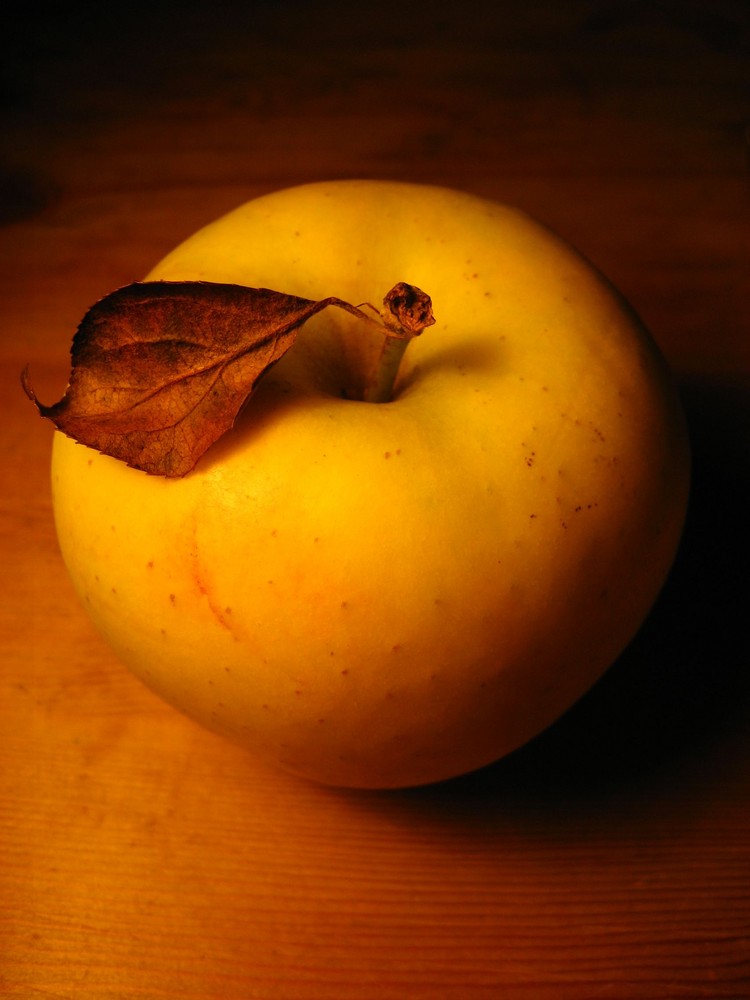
[{"xmin": 50, "ymin": 180, "xmax": 690, "ymax": 788}]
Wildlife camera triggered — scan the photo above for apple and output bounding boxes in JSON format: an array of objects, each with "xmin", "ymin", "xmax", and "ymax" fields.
[{"xmin": 50, "ymin": 180, "xmax": 690, "ymax": 788}]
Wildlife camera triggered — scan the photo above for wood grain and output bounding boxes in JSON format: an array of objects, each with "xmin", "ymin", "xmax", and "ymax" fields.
[{"xmin": 1, "ymin": 2, "xmax": 749, "ymax": 997}]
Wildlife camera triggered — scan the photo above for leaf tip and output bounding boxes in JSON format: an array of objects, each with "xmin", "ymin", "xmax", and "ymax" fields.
[{"xmin": 20, "ymin": 364, "xmax": 43, "ymax": 411}]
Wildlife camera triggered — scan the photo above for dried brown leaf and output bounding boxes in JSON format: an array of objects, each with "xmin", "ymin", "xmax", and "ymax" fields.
[{"xmin": 22, "ymin": 280, "xmax": 380, "ymax": 477}]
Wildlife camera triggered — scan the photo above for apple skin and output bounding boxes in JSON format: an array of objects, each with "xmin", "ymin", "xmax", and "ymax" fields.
[{"xmin": 50, "ymin": 180, "xmax": 690, "ymax": 788}]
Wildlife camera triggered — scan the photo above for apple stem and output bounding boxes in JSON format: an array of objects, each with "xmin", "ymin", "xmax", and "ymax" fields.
[
  {"xmin": 364, "ymin": 336, "xmax": 413, "ymax": 404},
  {"xmin": 363, "ymin": 282, "xmax": 435, "ymax": 403}
]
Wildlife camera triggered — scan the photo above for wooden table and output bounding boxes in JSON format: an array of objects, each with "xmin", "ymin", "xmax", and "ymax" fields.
[{"xmin": 2, "ymin": 3, "xmax": 749, "ymax": 997}]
